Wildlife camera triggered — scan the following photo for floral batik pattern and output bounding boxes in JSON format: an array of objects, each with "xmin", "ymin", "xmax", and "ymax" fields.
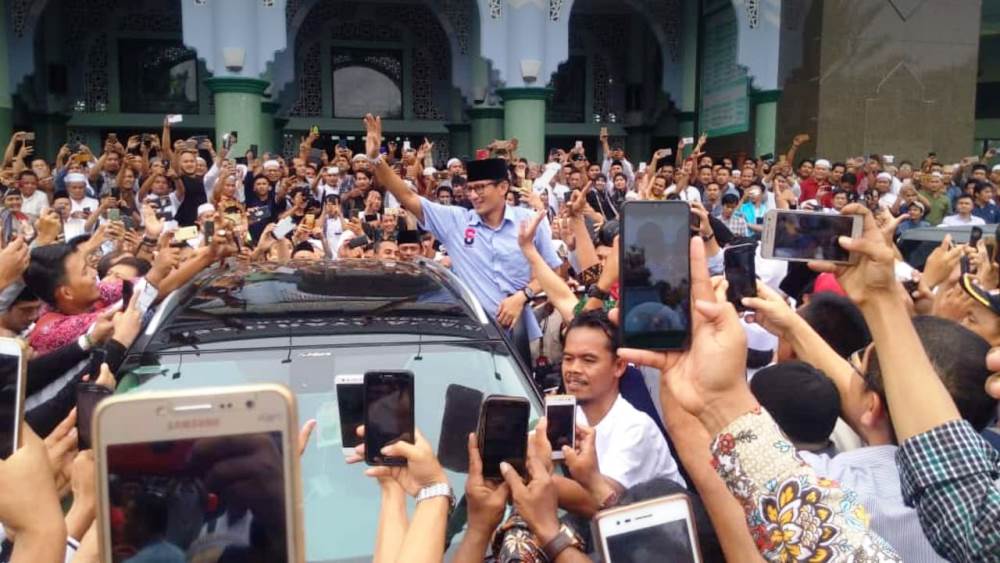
[{"xmin": 711, "ymin": 407, "xmax": 902, "ymax": 562}]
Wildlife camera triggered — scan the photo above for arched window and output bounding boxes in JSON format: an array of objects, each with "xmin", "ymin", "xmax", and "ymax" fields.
[{"xmin": 332, "ymin": 48, "xmax": 403, "ymax": 119}]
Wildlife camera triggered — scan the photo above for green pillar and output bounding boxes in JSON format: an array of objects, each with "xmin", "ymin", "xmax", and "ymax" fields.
[
  {"xmin": 445, "ymin": 122, "xmax": 472, "ymax": 159},
  {"xmin": 751, "ymin": 90, "xmax": 781, "ymax": 158},
  {"xmin": 0, "ymin": 3, "xmax": 12, "ymax": 143},
  {"xmin": 205, "ymin": 77, "xmax": 269, "ymax": 156},
  {"xmin": 468, "ymin": 106, "xmax": 504, "ymax": 154},
  {"xmin": 677, "ymin": 111, "xmax": 696, "ymax": 158},
  {"xmin": 497, "ymin": 88, "xmax": 552, "ymax": 164},
  {"xmin": 261, "ymin": 101, "xmax": 279, "ymax": 155}
]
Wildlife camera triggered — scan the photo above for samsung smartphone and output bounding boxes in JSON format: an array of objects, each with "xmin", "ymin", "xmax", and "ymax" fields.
[
  {"xmin": 94, "ymin": 384, "xmax": 302, "ymax": 563},
  {"xmin": 335, "ymin": 374, "xmax": 364, "ymax": 457},
  {"xmin": 761, "ymin": 209, "xmax": 863, "ymax": 264},
  {"xmin": 619, "ymin": 201, "xmax": 692, "ymax": 350},
  {"xmin": 437, "ymin": 384, "xmax": 484, "ymax": 473},
  {"xmin": 724, "ymin": 242, "xmax": 757, "ymax": 312},
  {"xmin": 477, "ymin": 395, "xmax": 530, "ymax": 481},
  {"xmin": 363, "ymin": 371, "xmax": 414, "ymax": 466},
  {"xmin": 594, "ymin": 494, "xmax": 702, "ymax": 563},
  {"xmin": 75, "ymin": 383, "xmax": 113, "ymax": 450},
  {"xmin": 0, "ymin": 338, "xmax": 25, "ymax": 459},
  {"xmin": 545, "ymin": 395, "xmax": 575, "ymax": 460},
  {"xmin": 120, "ymin": 279, "xmax": 134, "ymax": 309}
]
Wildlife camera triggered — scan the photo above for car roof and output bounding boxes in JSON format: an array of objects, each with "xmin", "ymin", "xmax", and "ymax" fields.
[
  {"xmin": 897, "ymin": 224, "xmax": 997, "ymax": 244},
  {"xmin": 135, "ymin": 259, "xmax": 500, "ymax": 353}
]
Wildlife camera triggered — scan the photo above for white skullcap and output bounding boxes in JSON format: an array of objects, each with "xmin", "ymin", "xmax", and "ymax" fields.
[
  {"xmin": 352, "ymin": 153, "xmax": 367, "ymax": 162},
  {"xmin": 423, "ymin": 166, "xmax": 437, "ymax": 177},
  {"xmin": 263, "ymin": 160, "xmax": 280, "ymax": 169},
  {"xmin": 197, "ymin": 203, "xmax": 215, "ymax": 217},
  {"xmin": 877, "ymin": 172, "xmax": 892, "ymax": 181},
  {"xmin": 447, "ymin": 158, "xmax": 462, "ymax": 168},
  {"xmin": 930, "ymin": 171, "xmax": 943, "ymax": 178},
  {"xmin": 815, "ymin": 159, "xmax": 831, "ymax": 169},
  {"xmin": 65, "ymin": 173, "xmax": 87, "ymax": 184},
  {"xmin": 747, "ymin": 186, "xmax": 762, "ymax": 196},
  {"xmin": 732, "ymin": 170, "xmax": 742, "ymax": 178},
  {"xmin": 993, "ymin": 164, "xmax": 1000, "ymax": 172},
  {"xmin": 196, "ymin": 157, "xmax": 206, "ymax": 164}
]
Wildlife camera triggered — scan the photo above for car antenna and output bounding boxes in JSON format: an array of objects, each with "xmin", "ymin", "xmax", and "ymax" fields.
[
  {"xmin": 413, "ymin": 333, "xmax": 423, "ymax": 361},
  {"xmin": 172, "ymin": 352, "xmax": 183, "ymax": 379}
]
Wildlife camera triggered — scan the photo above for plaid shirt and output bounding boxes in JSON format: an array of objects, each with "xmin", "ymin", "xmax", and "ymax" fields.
[
  {"xmin": 720, "ymin": 212, "xmax": 749, "ymax": 237},
  {"xmin": 897, "ymin": 419, "xmax": 1000, "ymax": 562}
]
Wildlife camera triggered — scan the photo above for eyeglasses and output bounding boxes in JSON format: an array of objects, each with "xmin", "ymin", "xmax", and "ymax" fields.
[
  {"xmin": 466, "ymin": 182, "xmax": 496, "ymax": 195},
  {"xmin": 848, "ymin": 345, "xmax": 869, "ymax": 380}
]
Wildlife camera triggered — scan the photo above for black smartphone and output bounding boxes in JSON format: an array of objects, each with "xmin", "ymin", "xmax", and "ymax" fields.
[
  {"xmin": 110, "ymin": 187, "xmax": 121, "ymax": 199},
  {"xmin": 363, "ymin": 370, "xmax": 414, "ymax": 466},
  {"xmin": 348, "ymin": 235, "xmax": 370, "ymax": 250},
  {"xmin": 725, "ymin": 242, "xmax": 757, "ymax": 312},
  {"xmin": 477, "ymin": 395, "xmax": 530, "ymax": 481},
  {"xmin": 338, "ymin": 138, "xmax": 347, "ymax": 149},
  {"xmin": 0, "ymin": 340, "xmax": 25, "ymax": 460},
  {"xmin": 437, "ymin": 384, "xmax": 484, "ymax": 473},
  {"xmin": 2, "ymin": 211, "xmax": 15, "ymax": 248},
  {"xmin": 619, "ymin": 201, "xmax": 692, "ymax": 350},
  {"xmin": 75, "ymin": 382, "xmax": 113, "ymax": 450},
  {"xmin": 249, "ymin": 144, "xmax": 259, "ymax": 158},
  {"xmin": 82, "ymin": 349, "xmax": 108, "ymax": 383},
  {"xmin": 203, "ymin": 220, "xmax": 215, "ymax": 239},
  {"xmin": 962, "ymin": 226, "xmax": 984, "ymax": 275},
  {"xmin": 120, "ymin": 280, "xmax": 133, "ymax": 309}
]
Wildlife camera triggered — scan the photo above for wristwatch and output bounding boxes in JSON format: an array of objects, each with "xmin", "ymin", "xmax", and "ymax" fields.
[
  {"xmin": 415, "ymin": 482, "xmax": 456, "ymax": 514},
  {"xmin": 587, "ymin": 285, "xmax": 610, "ymax": 301},
  {"xmin": 521, "ymin": 286, "xmax": 536, "ymax": 300},
  {"xmin": 367, "ymin": 154, "xmax": 384, "ymax": 166},
  {"xmin": 541, "ymin": 524, "xmax": 579, "ymax": 560}
]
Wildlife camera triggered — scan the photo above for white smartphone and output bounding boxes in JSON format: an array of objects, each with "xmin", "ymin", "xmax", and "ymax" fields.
[
  {"xmin": 638, "ymin": 162, "xmax": 647, "ymax": 173},
  {"xmin": 884, "ymin": 154, "xmax": 895, "ymax": 164},
  {"xmin": 663, "ymin": 148, "xmax": 673, "ymax": 156},
  {"xmin": 166, "ymin": 114, "xmax": 183, "ymax": 124},
  {"xmin": 760, "ymin": 209, "xmax": 863, "ymax": 264},
  {"xmin": 94, "ymin": 384, "xmax": 303, "ymax": 563},
  {"xmin": 593, "ymin": 494, "xmax": 702, "ymax": 563},
  {"xmin": 403, "ymin": 140, "xmax": 412, "ymax": 152},
  {"xmin": 0, "ymin": 338, "xmax": 25, "ymax": 460},
  {"xmin": 681, "ymin": 136, "xmax": 694, "ymax": 145},
  {"xmin": 574, "ymin": 140, "xmax": 584, "ymax": 150},
  {"xmin": 334, "ymin": 374, "xmax": 364, "ymax": 457},
  {"xmin": 545, "ymin": 395, "xmax": 575, "ymax": 460},
  {"xmin": 273, "ymin": 216, "xmax": 296, "ymax": 239}
]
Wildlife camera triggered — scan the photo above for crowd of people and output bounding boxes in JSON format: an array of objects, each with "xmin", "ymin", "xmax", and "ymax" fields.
[{"xmin": 0, "ymin": 110, "xmax": 996, "ymax": 563}]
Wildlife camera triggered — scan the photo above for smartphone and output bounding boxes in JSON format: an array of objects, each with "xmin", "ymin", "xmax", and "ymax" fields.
[
  {"xmin": 437, "ymin": 384, "xmax": 484, "ymax": 473},
  {"xmin": 335, "ymin": 374, "xmax": 364, "ymax": 457},
  {"xmin": 477, "ymin": 395, "xmax": 530, "ymax": 481},
  {"xmin": 403, "ymin": 140, "xmax": 412, "ymax": 152},
  {"xmin": 120, "ymin": 279, "xmax": 134, "ymax": 309},
  {"xmin": 203, "ymin": 219, "xmax": 215, "ymax": 239},
  {"xmin": 884, "ymin": 154, "xmax": 895, "ymax": 164},
  {"xmin": 107, "ymin": 133, "xmax": 118, "ymax": 144},
  {"xmin": 681, "ymin": 136, "xmax": 694, "ymax": 145},
  {"xmin": 338, "ymin": 138, "xmax": 347, "ymax": 148},
  {"xmin": 348, "ymin": 235, "xmax": 371, "ymax": 250},
  {"xmin": 81, "ymin": 348, "xmax": 107, "ymax": 385},
  {"xmin": 24, "ymin": 132, "xmax": 35, "ymax": 147},
  {"xmin": 303, "ymin": 213, "xmax": 316, "ymax": 230},
  {"xmin": 545, "ymin": 395, "xmax": 575, "ymax": 460},
  {"xmin": 166, "ymin": 114, "xmax": 183, "ymax": 124},
  {"xmin": 574, "ymin": 140, "xmax": 583, "ymax": 151},
  {"xmin": 593, "ymin": 494, "xmax": 702, "ymax": 563},
  {"xmin": 363, "ymin": 371, "xmax": 414, "ymax": 466},
  {"xmin": 365, "ymin": 213, "xmax": 380, "ymax": 223},
  {"xmin": 724, "ymin": 242, "xmax": 757, "ymax": 312},
  {"xmin": 172, "ymin": 225, "xmax": 199, "ymax": 243},
  {"xmin": 759, "ymin": 152, "xmax": 775, "ymax": 161},
  {"xmin": 962, "ymin": 226, "xmax": 984, "ymax": 274},
  {"xmin": 107, "ymin": 208, "xmax": 120, "ymax": 222},
  {"xmin": 761, "ymin": 209, "xmax": 863, "ymax": 264},
  {"xmin": 0, "ymin": 338, "xmax": 25, "ymax": 459},
  {"xmin": 310, "ymin": 125, "xmax": 320, "ymax": 136},
  {"xmin": 273, "ymin": 216, "xmax": 296, "ymax": 239},
  {"xmin": 619, "ymin": 201, "xmax": 692, "ymax": 350},
  {"xmin": 75, "ymin": 383, "xmax": 113, "ymax": 450},
  {"xmin": 94, "ymin": 384, "xmax": 303, "ymax": 563}
]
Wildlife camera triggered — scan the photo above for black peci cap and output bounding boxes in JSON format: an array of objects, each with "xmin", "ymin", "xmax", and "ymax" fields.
[{"xmin": 465, "ymin": 158, "xmax": 509, "ymax": 183}]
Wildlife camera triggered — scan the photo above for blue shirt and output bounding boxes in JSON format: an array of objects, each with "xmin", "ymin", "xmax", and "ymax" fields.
[
  {"xmin": 419, "ymin": 199, "xmax": 562, "ymax": 339},
  {"xmin": 972, "ymin": 202, "xmax": 1000, "ymax": 224}
]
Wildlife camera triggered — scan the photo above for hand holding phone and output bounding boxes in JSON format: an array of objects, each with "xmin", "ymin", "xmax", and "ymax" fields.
[
  {"xmin": 545, "ymin": 395, "xmax": 576, "ymax": 460},
  {"xmin": 477, "ymin": 395, "xmax": 530, "ymax": 480},
  {"xmin": 76, "ymin": 383, "xmax": 113, "ymax": 450},
  {"xmin": 334, "ymin": 375, "xmax": 364, "ymax": 457},
  {"xmin": 595, "ymin": 494, "xmax": 703, "ymax": 562},
  {"xmin": 761, "ymin": 209, "xmax": 863, "ymax": 264},
  {"xmin": 363, "ymin": 371, "xmax": 414, "ymax": 466}
]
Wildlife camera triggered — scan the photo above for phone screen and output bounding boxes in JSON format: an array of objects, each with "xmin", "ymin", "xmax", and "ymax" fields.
[
  {"xmin": 203, "ymin": 220, "xmax": 215, "ymax": 239},
  {"xmin": 724, "ymin": 244, "xmax": 757, "ymax": 311},
  {"xmin": 364, "ymin": 371, "xmax": 414, "ymax": 465},
  {"xmin": 479, "ymin": 398, "xmax": 529, "ymax": 480},
  {"xmin": 620, "ymin": 202, "xmax": 691, "ymax": 349},
  {"xmin": 545, "ymin": 402, "xmax": 575, "ymax": 452},
  {"xmin": 75, "ymin": 383, "xmax": 112, "ymax": 450},
  {"xmin": 104, "ymin": 431, "xmax": 289, "ymax": 561},
  {"xmin": 336, "ymin": 382, "xmax": 364, "ymax": 451},
  {"xmin": 607, "ymin": 519, "xmax": 697, "ymax": 563},
  {"xmin": 0, "ymin": 350, "xmax": 20, "ymax": 459},
  {"xmin": 121, "ymin": 279, "xmax": 134, "ymax": 308},
  {"xmin": 771, "ymin": 212, "xmax": 854, "ymax": 262}
]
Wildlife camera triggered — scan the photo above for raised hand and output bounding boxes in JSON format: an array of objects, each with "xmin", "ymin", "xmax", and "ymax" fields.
[
  {"xmin": 809, "ymin": 204, "xmax": 896, "ymax": 305},
  {"xmin": 517, "ymin": 210, "xmax": 547, "ymax": 250},
  {"xmin": 363, "ymin": 114, "xmax": 383, "ymax": 160},
  {"xmin": 465, "ymin": 433, "xmax": 509, "ymax": 535}
]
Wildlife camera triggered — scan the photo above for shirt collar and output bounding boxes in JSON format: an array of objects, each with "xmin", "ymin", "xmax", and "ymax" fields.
[{"xmin": 467, "ymin": 205, "xmax": 517, "ymax": 229}]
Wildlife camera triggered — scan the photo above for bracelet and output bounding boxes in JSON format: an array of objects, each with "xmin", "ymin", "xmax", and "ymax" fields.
[
  {"xmin": 541, "ymin": 525, "xmax": 579, "ymax": 560},
  {"xmin": 367, "ymin": 155, "xmax": 384, "ymax": 166}
]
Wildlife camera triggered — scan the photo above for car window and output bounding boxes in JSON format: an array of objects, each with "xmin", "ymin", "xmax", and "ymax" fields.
[{"xmin": 125, "ymin": 338, "xmax": 542, "ymax": 562}]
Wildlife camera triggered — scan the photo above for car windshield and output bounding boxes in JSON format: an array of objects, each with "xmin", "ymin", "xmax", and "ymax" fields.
[{"xmin": 123, "ymin": 334, "xmax": 541, "ymax": 563}]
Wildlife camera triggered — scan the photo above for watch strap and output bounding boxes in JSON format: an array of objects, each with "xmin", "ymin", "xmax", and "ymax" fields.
[
  {"xmin": 541, "ymin": 525, "xmax": 576, "ymax": 560},
  {"xmin": 415, "ymin": 482, "xmax": 455, "ymax": 513},
  {"xmin": 587, "ymin": 285, "xmax": 610, "ymax": 301}
]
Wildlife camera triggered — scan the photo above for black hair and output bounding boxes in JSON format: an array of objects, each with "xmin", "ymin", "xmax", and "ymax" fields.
[
  {"xmin": 750, "ymin": 361, "xmax": 841, "ymax": 444},
  {"xmin": 24, "ymin": 237, "xmax": 91, "ymax": 306},
  {"xmin": 563, "ymin": 309, "xmax": 619, "ymax": 354},
  {"xmin": 292, "ymin": 241, "xmax": 315, "ymax": 255},
  {"xmin": 17, "ymin": 170, "xmax": 37, "ymax": 181},
  {"xmin": 354, "ymin": 169, "xmax": 372, "ymax": 180},
  {"xmin": 12, "ymin": 285, "xmax": 38, "ymax": 304},
  {"xmin": 613, "ymin": 173, "xmax": 627, "ymax": 182},
  {"xmin": 798, "ymin": 293, "xmax": 871, "ymax": 358},
  {"xmin": 971, "ymin": 163, "xmax": 988, "ymax": 173},
  {"xmin": 436, "ymin": 185, "xmax": 453, "ymax": 196},
  {"xmin": 865, "ymin": 316, "xmax": 995, "ymax": 431},
  {"xmin": 97, "ymin": 252, "xmax": 151, "ymax": 280},
  {"xmin": 799, "ymin": 159, "xmax": 815, "ymax": 167},
  {"xmin": 956, "ymin": 194, "xmax": 974, "ymax": 204},
  {"xmin": 721, "ymin": 193, "xmax": 740, "ymax": 205},
  {"xmin": 611, "ymin": 160, "xmax": 623, "ymax": 168},
  {"xmin": 841, "ymin": 172, "xmax": 858, "ymax": 186},
  {"xmin": 832, "ymin": 162, "xmax": 847, "ymax": 171},
  {"xmin": 973, "ymin": 182, "xmax": 992, "ymax": 196}
]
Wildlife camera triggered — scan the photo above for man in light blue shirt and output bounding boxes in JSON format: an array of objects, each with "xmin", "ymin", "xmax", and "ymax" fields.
[{"xmin": 362, "ymin": 115, "xmax": 562, "ymax": 344}]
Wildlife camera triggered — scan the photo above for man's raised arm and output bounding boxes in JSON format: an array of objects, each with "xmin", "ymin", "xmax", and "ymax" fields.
[{"xmin": 363, "ymin": 114, "xmax": 424, "ymax": 223}]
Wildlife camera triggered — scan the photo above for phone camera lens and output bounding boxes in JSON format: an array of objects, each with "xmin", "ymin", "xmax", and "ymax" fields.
[{"xmin": 245, "ymin": 399, "xmax": 255, "ymax": 409}]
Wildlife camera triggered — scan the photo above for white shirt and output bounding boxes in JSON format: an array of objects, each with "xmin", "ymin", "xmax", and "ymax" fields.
[
  {"xmin": 800, "ymin": 446, "xmax": 946, "ymax": 562},
  {"xmin": 939, "ymin": 214, "xmax": 986, "ymax": 227},
  {"xmin": 69, "ymin": 196, "xmax": 99, "ymax": 215},
  {"xmin": 324, "ymin": 217, "xmax": 347, "ymax": 258},
  {"xmin": 666, "ymin": 184, "xmax": 701, "ymax": 203},
  {"xmin": 577, "ymin": 394, "xmax": 686, "ymax": 489},
  {"xmin": 20, "ymin": 190, "xmax": 49, "ymax": 218},
  {"xmin": 878, "ymin": 191, "xmax": 898, "ymax": 209}
]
